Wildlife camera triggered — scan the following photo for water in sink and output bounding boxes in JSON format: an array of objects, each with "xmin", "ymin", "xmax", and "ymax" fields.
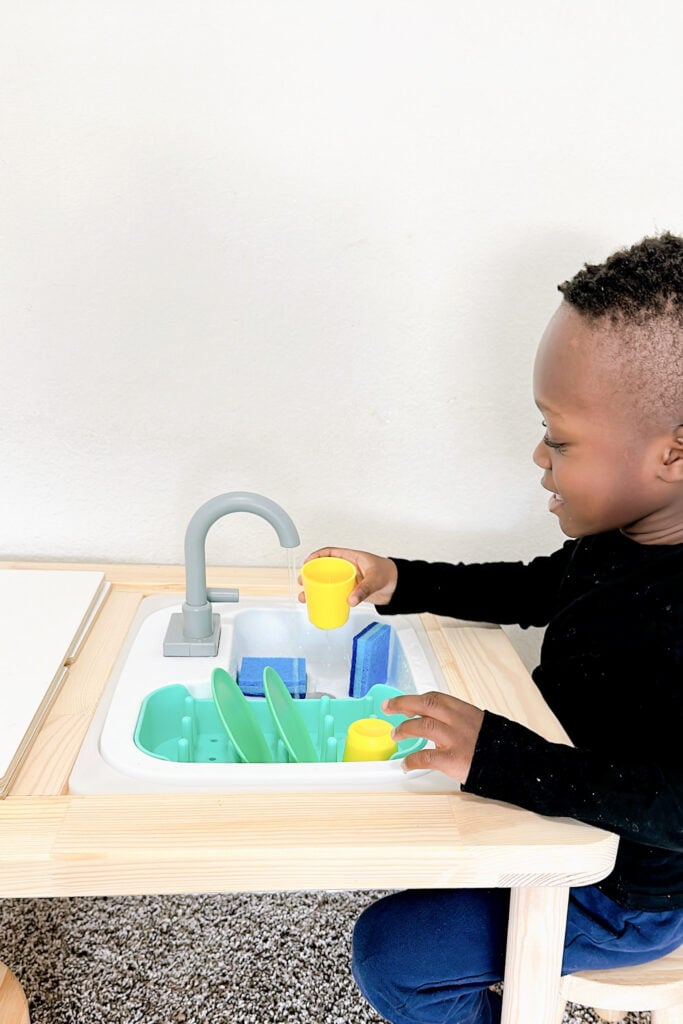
[{"xmin": 69, "ymin": 594, "xmax": 453, "ymax": 794}]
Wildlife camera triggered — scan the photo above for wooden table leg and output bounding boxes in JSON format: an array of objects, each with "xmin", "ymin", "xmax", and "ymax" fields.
[
  {"xmin": 0, "ymin": 961, "xmax": 30, "ymax": 1024},
  {"xmin": 501, "ymin": 886, "xmax": 570, "ymax": 1024}
]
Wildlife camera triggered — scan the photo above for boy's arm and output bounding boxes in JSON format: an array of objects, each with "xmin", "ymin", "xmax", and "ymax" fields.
[
  {"xmin": 462, "ymin": 712, "xmax": 683, "ymax": 851},
  {"xmin": 379, "ymin": 540, "xmax": 576, "ymax": 628},
  {"xmin": 385, "ymin": 687, "xmax": 683, "ymax": 854}
]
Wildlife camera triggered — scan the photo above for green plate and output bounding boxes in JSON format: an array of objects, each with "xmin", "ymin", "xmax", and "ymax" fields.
[
  {"xmin": 263, "ymin": 667, "xmax": 319, "ymax": 763},
  {"xmin": 211, "ymin": 667, "xmax": 273, "ymax": 763}
]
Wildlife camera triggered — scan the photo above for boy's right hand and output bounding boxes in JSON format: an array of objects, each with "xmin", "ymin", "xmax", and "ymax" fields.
[{"xmin": 299, "ymin": 548, "xmax": 398, "ymax": 607}]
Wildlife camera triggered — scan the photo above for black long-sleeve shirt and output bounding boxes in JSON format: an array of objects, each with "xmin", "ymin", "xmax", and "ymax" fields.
[{"xmin": 379, "ymin": 530, "xmax": 683, "ymax": 910}]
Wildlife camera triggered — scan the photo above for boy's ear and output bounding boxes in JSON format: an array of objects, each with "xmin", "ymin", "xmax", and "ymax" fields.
[{"xmin": 658, "ymin": 425, "xmax": 683, "ymax": 481}]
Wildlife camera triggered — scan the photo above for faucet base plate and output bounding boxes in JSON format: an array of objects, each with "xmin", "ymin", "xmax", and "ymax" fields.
[{"xmin": 162, "ymin": 612, "xmax": 221, "ymax": 657}]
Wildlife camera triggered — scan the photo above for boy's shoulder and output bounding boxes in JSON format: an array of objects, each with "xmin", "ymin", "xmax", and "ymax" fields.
[
  {"xmin": 547, "ymin": 532, "xmax": 683, "ymax": 667},
  {"xmin": 558, "ymin": 529, "xmax": 683, "ymax": 610},
  {"xmin": 572, "ymin": 530, "xmax": 683, "ymax": 573}
]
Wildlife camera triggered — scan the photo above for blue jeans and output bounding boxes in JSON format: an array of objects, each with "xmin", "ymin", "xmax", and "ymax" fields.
[{"xmin": 352, "ymin": 885, "xmax": 683, "ymax": 1024}]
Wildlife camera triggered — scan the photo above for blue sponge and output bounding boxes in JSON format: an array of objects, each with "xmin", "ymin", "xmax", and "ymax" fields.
[
  {"xmin": 238, "ymin": 657, "xmax": 306, "ymax": 698},
  {"xmin": 349, "ymin": 623, "xmax": 391, "ymax": 698}
]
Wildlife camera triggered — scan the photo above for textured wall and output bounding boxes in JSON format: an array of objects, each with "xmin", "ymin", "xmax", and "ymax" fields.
[{"xmin": 2, "ymin": 0, "xmax": 682, "ymax": 600}]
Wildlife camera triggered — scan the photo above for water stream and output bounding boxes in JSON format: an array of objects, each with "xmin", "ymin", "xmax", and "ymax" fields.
[{"xmin": 286, "ymin": 547, "xmax": 299, "ymax": 605}]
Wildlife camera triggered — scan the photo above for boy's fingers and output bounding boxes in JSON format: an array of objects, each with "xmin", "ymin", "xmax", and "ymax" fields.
[
  {"xmin": 401, "ymin": 747, "xmax": 465, "ymax": 780},
  {"xmin": 300, "ymin": 549, "xmax": 396, "ymax": 607},
  {"xmin": 382, "ymin": 691, "xmax": 462, "ymax": 724},
  {"xmin": 385, "ymin": 693, "xmax": 484, "ymax": 783},
  {"xmin": 390, "ymin": 711, "xmax": 457, "ymax": 749},
  {"xmin": 300, "ymin": 549, "xmax": 361, "ymax": 604},
  {"xmin": 349, "ymin": 576, "xmax": 380, "ymax": 605},
  {"xmin": 302, "ymin": 549, "xmax": 378, "ymax": 606},
  {"xmin": 303, "ymin": 547, "xmax": 354, "ymax": 563}
]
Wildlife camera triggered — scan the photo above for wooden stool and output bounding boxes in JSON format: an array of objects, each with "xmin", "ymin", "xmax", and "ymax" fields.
[
  {"xmin": 557, "ymin": 943, "xmax": 683, "ymax": 1023},
  {"xmin": 0, "ymin": 961, "xmax": 30, "ymax": 1024}
]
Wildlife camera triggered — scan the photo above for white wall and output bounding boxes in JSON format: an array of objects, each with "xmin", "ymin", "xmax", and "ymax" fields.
[{"xmin": 2, "ymin": 0, "xmax": 682, "ymax": 592}]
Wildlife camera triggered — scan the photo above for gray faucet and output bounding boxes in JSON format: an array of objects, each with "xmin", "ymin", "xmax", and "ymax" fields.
[{"xmin": 163, "ymin": 491, "xmax": 300, "ymax": 656}]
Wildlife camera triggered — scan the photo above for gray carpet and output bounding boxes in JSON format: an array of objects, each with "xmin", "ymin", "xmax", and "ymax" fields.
[{"xmin": 0, "ymin": 892, "xmax": 650, "ymax": 1023}]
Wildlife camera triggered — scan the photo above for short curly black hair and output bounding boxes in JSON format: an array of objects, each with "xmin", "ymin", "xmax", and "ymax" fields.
[
  {"xmin": 558, "ymin": 232, "xmax": 683, "ymax": 324},
  {"xmin": 557, "ymin": 233, "xmax": 683, "ymax": 430}
]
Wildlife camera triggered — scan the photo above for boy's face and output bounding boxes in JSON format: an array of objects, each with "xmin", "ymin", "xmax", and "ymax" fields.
[{"xmin": 532, "ymin": 303, "xmax": 672, "ymax": 540}]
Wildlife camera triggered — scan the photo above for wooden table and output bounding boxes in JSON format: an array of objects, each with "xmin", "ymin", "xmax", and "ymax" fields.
[{"xmin": 0, "ymin": 563, "xmax": 618, "ymax": 1024}]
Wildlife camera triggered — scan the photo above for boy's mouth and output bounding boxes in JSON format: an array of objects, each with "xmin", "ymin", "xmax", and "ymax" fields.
[{"xmin": 541, "ymin": 480, "xmax": 564, "ymax": 513}]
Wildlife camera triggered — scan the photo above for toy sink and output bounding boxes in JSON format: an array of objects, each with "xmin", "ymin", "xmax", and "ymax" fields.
[{"xmin": 69, "ymin": 594, "xmax": 454, "ymax": 794}]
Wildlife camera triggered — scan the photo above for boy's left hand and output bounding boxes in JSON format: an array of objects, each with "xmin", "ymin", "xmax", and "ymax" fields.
[{"xmin": 382, "ymin": 692, "xmax": 484, "ymax": 784}]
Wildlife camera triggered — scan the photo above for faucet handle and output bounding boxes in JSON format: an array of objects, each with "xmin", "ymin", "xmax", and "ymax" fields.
[{"xmin": 206, "ymin": 587, "xmax": 240, "ymax": 603}]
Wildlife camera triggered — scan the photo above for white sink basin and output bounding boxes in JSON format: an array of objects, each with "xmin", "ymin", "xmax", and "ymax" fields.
[{"xmin": 69, "ymin": 594, "xmax": 454, "ymax": 794}]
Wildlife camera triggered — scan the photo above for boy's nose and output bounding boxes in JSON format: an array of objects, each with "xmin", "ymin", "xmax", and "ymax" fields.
[{"xmin": 532, "ymin": 439, "xmax": 550, "ymax": 469}]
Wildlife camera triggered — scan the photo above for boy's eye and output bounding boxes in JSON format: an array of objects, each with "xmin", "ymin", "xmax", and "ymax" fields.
[{"xmin": 543, "ymin": 432, "xmax": 567, "ymax": 453}]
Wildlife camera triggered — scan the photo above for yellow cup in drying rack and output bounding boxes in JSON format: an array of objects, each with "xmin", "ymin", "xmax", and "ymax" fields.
[
  {"xmin": 343, "ymin": 717, "xmax": 399, "ymax": 762},
  {"xmin": 301, "ymin": 556, "xmax": 357, "ymax": 630}
]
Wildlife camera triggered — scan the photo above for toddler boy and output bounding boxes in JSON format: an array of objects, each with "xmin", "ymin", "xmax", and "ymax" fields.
[{"xmin": 304, "ymin": 233, "xmax": 683, "ymax": 1024}]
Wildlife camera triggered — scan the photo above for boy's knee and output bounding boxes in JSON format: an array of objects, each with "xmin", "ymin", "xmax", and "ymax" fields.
[
  {"xmin": 352, "ymin": 896, "xmax": 406, "ymax": 1012},
  {"xmin": 351, "ymin": 889, "xmax": 509, "ymax": 1024},
  {"xmin": 352, "ymin": 899, "xmax": 393, "ymax": 986}
]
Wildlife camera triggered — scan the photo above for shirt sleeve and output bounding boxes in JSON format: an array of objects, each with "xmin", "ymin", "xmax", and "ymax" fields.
[
  {"xmin": 462, "ymin": 711, "xmax": 683, "ymax": 852},
  {"xmin": 378, "ymin": 541, "xmax": 576, "ymax": 628}
]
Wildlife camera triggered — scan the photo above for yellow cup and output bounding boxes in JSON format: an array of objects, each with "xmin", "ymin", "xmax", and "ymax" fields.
[
  {"xmin": 301, "ymin": 556, "xmax": 357, "ymax": 630},
  {"xmin": 342, "ymin": 717, "xmax": 398, "ymax": 762}
]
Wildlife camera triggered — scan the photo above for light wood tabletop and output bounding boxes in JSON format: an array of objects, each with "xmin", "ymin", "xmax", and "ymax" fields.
[{"xmin": 0, "ymin": 562, "xmax": 619, "ymax": 1024}]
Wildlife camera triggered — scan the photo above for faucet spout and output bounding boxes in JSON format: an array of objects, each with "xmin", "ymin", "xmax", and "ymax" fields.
[
  {"xmin": 163, "ymin": 491, "xmax": 300, "ymax": 657},
  {"xmin": 184, "ymin": 491, "xmax": 300, "ymax": 606}
]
